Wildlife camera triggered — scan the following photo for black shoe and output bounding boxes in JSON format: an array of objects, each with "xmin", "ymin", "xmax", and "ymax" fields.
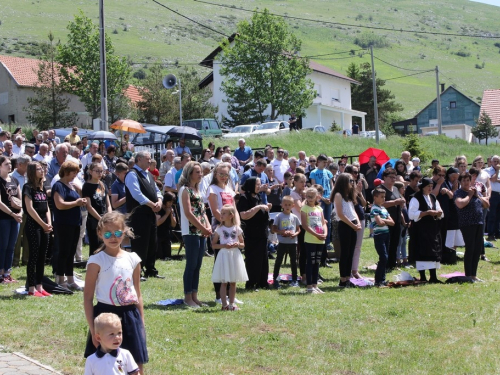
[
  {"xmin": 487, "ymin": 235, "xmax": 496, "ymax": 242},
  {"xmin": 320, "ymin": 262, "xmax": 332, "ymax": 268},
  {"xmin": 318, "ymin": 274, "xmax": 325, "ymax": 282},
  {"xmin": 481, "ymin": 255, "xmax": 490, "ymax": 262},
  {"xmin": 205, "ymin": 250, "xmax": 214, "ymax": 257},
  {"xmin": 268, "ymin": 254, "xmax": 275, "ymax": 260},
  {"xmin": 428, "ymin": 278, "xmax": 444, "ymax": 284}
]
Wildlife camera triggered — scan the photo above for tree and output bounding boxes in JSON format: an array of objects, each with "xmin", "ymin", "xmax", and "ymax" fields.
[
  {"xmin": 24, "ymin": 32, "xmax": 77, "ymax": 130},
  {"xmin": 222, "ymin": 85, "xmax": 261, "ymax": 127},
  {"xmin": 138, "ymin": 65, "xmax": 217, "ymax": 125},
  {"xmin": 472, "ymin": 112, "xmax": 498, "ymax": 145},
  {"xmin": 57, "ymin": 11, "xmax": 131, "ymax": 121},
  {"xmin": 219, "ymin": 9, "xmax": 315, "ymax": 122},
  {"xmin": 347, "ymin": 62, "xmax": 403, "ymax": 129}
]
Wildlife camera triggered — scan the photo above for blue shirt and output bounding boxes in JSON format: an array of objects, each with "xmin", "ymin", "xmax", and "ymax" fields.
[
  {"xmin": 124, "ymin": 165, "xmax": 162, "ymax": 206},
  {"xmin": 234, "ymin": 146, "xmax": 253, "ymax": 163},
  {"xmin": 111, "ymin": 179, "xmax": 127, "ymax": 214},
  {"xmin": 174, "ymin": 145, "xmax": 191, "ymax": 156},
  {"xmin": 240, "ymin": 168, "xmax": 269, "ymax": 204},
  {"xmin": 175, "ymin": 168, "xmax": 183, "ymax": 184},
  {"xmin": 47, "ymin": 158, "xmax": 62, "ymax": 182},
  {"xmin": 52, "ymin": 181, "xmax": 82, "ymax": 226},
  {"xmin": 309, "ymin": 168, "xmax": 333, "ymax": 198}
]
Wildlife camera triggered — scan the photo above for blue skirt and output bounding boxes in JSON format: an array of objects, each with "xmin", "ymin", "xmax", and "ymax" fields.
[{"xmin": 84, "ymin": 302, "xmax": 149, "ymax": 364}]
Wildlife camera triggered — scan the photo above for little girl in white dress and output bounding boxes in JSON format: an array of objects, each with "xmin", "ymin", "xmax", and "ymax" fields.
[{"xmin": 211, "ymin": 204, "xmax": 248, "ymax": 311}]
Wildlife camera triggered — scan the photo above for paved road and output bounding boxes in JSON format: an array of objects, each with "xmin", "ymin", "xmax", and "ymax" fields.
[{"xmin": 0, "ymin": 352, "xmax": 61, "ymax": 375}]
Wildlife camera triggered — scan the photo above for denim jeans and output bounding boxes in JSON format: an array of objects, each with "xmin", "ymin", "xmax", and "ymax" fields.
[
  {"xmin": 321, "ymin": 201, "xmax": 332, "ymax": 245},
  {"xmin": 0, "ymin": 219, "xmax": 20, "ymax": 273},
  {"xmin": 374, "ymin": 232, "xmax": 390, "ymax": 283},
  {"xmin": 183, "ymin": 235, "xmax": 206, "ymax": 294}
]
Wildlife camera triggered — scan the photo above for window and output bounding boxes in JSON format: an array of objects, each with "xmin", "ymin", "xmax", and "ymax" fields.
[
  {"xmin": 208, "ymin": 119, "xmax": 219, "ymax": 130},
  {"xmin": 450, "ymin": 101, "xmax": 457, "ymax": 109}
]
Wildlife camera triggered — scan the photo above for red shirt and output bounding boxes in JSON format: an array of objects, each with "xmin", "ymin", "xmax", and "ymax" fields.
[{"xmin": 148, "ymin": 168, "xmax": 159, "ymax": 180}]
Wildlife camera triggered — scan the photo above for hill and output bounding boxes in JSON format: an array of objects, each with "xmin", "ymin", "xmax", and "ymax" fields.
[{"xmin": 2, "ymin": 0, "xmax": 500, "ymax": 120}]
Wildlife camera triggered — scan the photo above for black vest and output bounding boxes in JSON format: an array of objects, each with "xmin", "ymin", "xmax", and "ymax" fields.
[
  {"xmin": 411, "ymin": 191, "xmax": 442, "ymax": 261},
  {"xmin": 125, "ymin": 168, "xmax": 158, "ymax": 216}
]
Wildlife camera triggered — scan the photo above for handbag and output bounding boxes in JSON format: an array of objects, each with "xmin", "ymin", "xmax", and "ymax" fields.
[{"xmin": 0, "ymin": 179, "xmax": 22, "ymax": 211}]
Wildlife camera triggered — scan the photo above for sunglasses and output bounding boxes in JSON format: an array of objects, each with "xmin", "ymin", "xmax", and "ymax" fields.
[
  {"xmin": 352, "ymin": 171, "xmax": 359, "ymax": 174},
  {"xmin": 339, "ymin": 163, "xmax": 346, "ymax": 166},
  {"xmin": 277, "ymin": 151, "xmax": 284, "ymax": 154},
  {"xmin": 103, "ymin": 230, "xmax": 124, "ymax": 239}
]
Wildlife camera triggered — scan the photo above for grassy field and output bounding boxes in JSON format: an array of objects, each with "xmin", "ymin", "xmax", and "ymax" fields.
[
  {"xmin": 1, "ymin": 232, "xmax": 500, "ymax": 374},
  {"xmin": 207, "ymin": 131, "xmax": 499, "ymax": 167},
  {"xmin": 2, "ymin": 0, "xmax": 500, "ymax": 116}
]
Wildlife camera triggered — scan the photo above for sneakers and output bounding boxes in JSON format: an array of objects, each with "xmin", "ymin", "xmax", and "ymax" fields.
[
  {"xmin": 273, "ymin": 280, "xmax": 281, "ymax": 289},
  {"xmin": 215, "ymin": 298, "xmax": 222, "ymax": 304},
  {"xmin": 68, "ymin": 282, "xmax": 84, "ymax": 291},
  {"xmin": 3, "ymin": 275, "xmax": 17, "ymax": 283},
  {"xmin": 40, "ymin": 290, "xmax": 52, "ymax": 297},
  {"xmin": 339, "ymin": 280, "xmax": 356, "ymax": 288},
  {"xmin": 229, "ymin": 296, "xmax": 244, "ymax": 304},
  {"xmin": 222, "ymin": 304, "xmax": 240, "ymax": 311},
  {"xmin": 314, "ymin": 287, "xmax": 325, "ymax": 294},
  {"xmin": 307, "ymin": 288, "xmax": 320, "ymax": 294},
  {"xmin": 290, "ymin": 281, "xmax": 300, "ymax": 287},
  {"xmin": 375, "ymin": 280, "xmax": 389, "ymax": 288},
  {"xmin": 403, "ymin": 263, "xmax": 414, "ymax": 269},
  {"xmin": 28, "ymin": 291, "xmax": 45, "ymax": 297}
]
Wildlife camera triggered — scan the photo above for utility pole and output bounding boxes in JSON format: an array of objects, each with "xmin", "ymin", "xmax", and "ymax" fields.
[
  {"xmin": 99, "ymin": 0, "xmax": 108, "ymax": 130},
  {"xmin": 370, "ymin": 45, "xmax": 380, "ymax": 144},
  {"xmin": 435, "ymin": 66, "xmax": 442, "ymax": 135},
  {"xmin": 178, "ymin": 77, "xmax": 183, "ymax": 126}
]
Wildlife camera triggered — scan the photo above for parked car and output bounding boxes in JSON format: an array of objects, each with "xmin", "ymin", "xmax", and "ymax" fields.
[
  {"xmin": 182, "ymin": 118, "xmax": 222, "ymax": 138},
  {"xmin": 366, "ymin": 130, "xmax": 386, "ymax": 140},
  {"xmin": 252, "ymin": 121, "xmax": 290, "ymax": 136},
  {"xmin": 222, "ymin": 124, "xmax": 259, "ymax": 139},
  {"xmin": 53, "ymin": 127, "xmax": 93, "ymax": 142}
]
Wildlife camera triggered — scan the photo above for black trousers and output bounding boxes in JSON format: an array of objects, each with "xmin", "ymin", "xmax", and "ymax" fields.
[
  {"xmin": 298, "ymin": 226, "xmax": 306, "ymax": 276},
  {"xmin": 130, "ymin": 212, "xmax": 157, "ymax": 274},
  {"xmin": 157, "ymin": 234, "xmax": 172, "ymax": 259},
  {"xmin": 273, "ymin": 243, "xmax": 298, "ymax": 281},
  {"xmin": 25, "ymin": 217, "xmax": 49, "ymax": 287},
  {"xmin": 54, "ymin": 223, "xmax": 80, "ymax": 277},
  {"xmin": 86, "ymin": 216, "xmax": 102, "ymax": 257},
  {"xmin": 244, "ymin": 235, "xmax": 268, "ymax": 289},
  {"xmin": 461, "ymin": 224, "xmax": 484, "ymax": 277},
  {"xmin": 338, "ymin": 221, "xmax": 357, "ymax": 278},
  {"xmin": 387, "ymin": 220, "xmax": 401, "ymax": 269}
]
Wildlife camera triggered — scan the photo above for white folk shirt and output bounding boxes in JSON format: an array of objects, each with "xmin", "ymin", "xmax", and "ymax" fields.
[
  {"xmin": 84, "ymin": 347, "xmax": 139, "ymax": 375},
  {"xmin": 486, "ymin": 166, "xmax": 500, "ymax": 193}
]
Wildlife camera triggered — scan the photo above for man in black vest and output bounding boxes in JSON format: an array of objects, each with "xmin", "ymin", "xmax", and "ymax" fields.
[{"xmin": 125, "ymin": 151, "xmax": 164, "ymax": 279}]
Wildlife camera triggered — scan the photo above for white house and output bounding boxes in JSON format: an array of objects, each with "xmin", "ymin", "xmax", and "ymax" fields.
[{"xmin": 198, "ymin": 34, "xmax": 366, "ymax": 131}]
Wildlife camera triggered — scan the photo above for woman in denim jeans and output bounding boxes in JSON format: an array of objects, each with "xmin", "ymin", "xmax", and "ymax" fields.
[
  {"xmin": 178, "ymin": 161, "xmax": 212, "ymax": 308},
  {"xmin": 0, "ymin": 156, "xmax": 23, "ymax": 284}
]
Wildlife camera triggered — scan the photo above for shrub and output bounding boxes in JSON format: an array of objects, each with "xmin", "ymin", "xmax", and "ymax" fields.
[
  {"xmin": 454, "ymin": 51, "xmax": 470, "ymax": 57},
  {"xmin": 112, "ymin": 29, "xmax": 118, "ymax": 34},
  {"xmin": 354, "ymin": 32, "xmax": 390, "ymax": 49},
  {"xmin": 402, "ymin": 134, "xmax": 429, "ymax": 163}
]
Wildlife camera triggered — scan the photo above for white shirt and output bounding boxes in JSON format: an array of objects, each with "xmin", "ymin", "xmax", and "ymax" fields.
[
  {"xmin": 207, "ymin": 184, "xmax": 235, "ymax": 212},
  {"xmin": 476, "ymin": 169, "xmax": 490, "ymax": 194},
  {"xmin": 163, "ymin": 167, "xmax": 178, "ymax": 190},
  {"xmin": 84, "ymin": 347, "xmax": 139, "ymax": 375},
  {"xmin": 486, "ymin": 166, "xmax": 500, "ymax": 192},
  {"xmin": 408, "ymin": 195, "xmax": 443, "ymax": 222},
  {"xmin": 82, "ymin": 152, "xmax": 108, "ymax": 171},
  {"xmin": 200, "ymin": 173, "xmax": 212, "ymax": 204},
  {"xmin": 12, "ymin": 143, "xmax": 25, "ymax": 156},
  {"xmin": 33, "ymin": 153, "xmax": 52, "ymax": 163},
  {"xmin": 271, "ymin": 159, "xmax": 289, "ymax": 183}
]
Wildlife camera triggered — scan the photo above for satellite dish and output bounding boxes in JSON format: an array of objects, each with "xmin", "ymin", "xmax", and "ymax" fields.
[{"xmin": 163, "ymin": 74, "xmax": 177, "ymax": 89}]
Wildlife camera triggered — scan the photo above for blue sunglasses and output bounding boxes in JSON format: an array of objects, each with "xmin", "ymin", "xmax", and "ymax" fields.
[{"xmin": 103, "ymin": 230, "xmax": 124, "ymax": 239}]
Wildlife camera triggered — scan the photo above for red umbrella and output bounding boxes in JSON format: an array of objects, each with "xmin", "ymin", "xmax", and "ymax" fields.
[{"xmin": 358, "ymin": 147, "xmax": 390, "ymax": 166}]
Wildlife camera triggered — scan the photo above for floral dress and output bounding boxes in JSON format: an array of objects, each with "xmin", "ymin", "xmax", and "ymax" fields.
[{"xmin": 185, "ymin": 186, "xmax": 207, "ymax": 235}]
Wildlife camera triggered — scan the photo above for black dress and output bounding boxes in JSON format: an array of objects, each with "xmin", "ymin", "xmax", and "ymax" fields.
[{"xmin": 410, "ymin": 191, "xmax": 442, "ymax": 264}]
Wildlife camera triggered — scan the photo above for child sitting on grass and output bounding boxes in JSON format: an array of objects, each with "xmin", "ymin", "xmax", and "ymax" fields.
[
  {"xmin": 84, "ymin": 312, "xmax": 140, "ymax": 375},
  {"xmin": 272, "ymin": 195, "xmax": 301, "ymax": 288},
  {"xmin": 370, "ymin": 187, "xmax": 395, "ymax": 287}
]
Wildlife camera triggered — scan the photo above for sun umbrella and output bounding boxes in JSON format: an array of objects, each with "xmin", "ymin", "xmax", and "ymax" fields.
[
  {"xmin": 87, "ymin": 131, "xmax": 118, "ymax": 141},
  {"xmin": 377, "ymin": 158, "xmax": 399, "ymax": 179},
  {"xmin": 110, "ymin": 119, "xmax": 146, "ymax": 133},
  {"xmin": 166, "ymin": 126, "xmax": 202, "ymax": 141},
  {"xmin": 358, "ymin": 147, "xmax": 390, "ymax": 166}
]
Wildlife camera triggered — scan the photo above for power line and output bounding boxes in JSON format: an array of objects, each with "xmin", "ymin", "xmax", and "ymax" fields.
[
  {"xmin": 373, "ymin": 56, "xmax": 430, "ymax": 72},
  {"xmin": 193, "ymin": 0, "xmax": 500, "ymax": 39},
  {"xmin": 384, "ymin": 70, "xmax": 434, "ymax": 81}
]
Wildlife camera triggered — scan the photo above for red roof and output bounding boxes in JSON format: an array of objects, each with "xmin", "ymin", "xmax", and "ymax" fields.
[
  {"xmin": 0, "ymin": 55, "xmax": 43, "ymax": 87},
  {"xmin": 309, "ymin": 60, "xmax": 359, "ymax": 85},
  {"xmin": 480, "ymin": 89, "xmax": 500, "ymax": 126},
  {"xmin": 124, "ymin": 85, "xmax": 142, "ymax": 104}
]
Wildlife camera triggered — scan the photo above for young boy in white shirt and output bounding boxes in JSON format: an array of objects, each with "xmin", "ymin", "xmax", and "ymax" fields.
[{"xmin": 84, "ymin": 313, "xmax": 140, "ymax": 375}]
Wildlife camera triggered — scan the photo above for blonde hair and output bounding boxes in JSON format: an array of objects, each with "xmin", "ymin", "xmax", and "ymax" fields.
[
  {"xmin": 305, "ymin": 187, "xmax": 319, "ymax": 205},
  {"xmin": 94, "ymin": 313, "xmax": 121, "ymax": 334},
  {"xmin": 220, "ymin": 204, "xmax": 240, "ymax": 227},
  {"xmin": 95, "ymin": 212, "xmax": 135, "ymax": 254},
  {"xmin": 282, "ymin": 195, "xmax": 294, "ymax": 205},
  {"xmin": 178, "ymin": 161, "xmax": 202, "ymax": 189}
]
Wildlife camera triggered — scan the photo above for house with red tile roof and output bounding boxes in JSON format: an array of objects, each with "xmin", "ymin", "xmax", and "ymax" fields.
[
  {"xmin": 198, "ymin": 34, "xmax": 366, "ymax": 131},
  {"xmin": 0, "ymin": 55, "xmax": 141, "ymax": 126},
  {"xmin": 480, "ymin": 89, "xmax": 500, "ymax": 127}
]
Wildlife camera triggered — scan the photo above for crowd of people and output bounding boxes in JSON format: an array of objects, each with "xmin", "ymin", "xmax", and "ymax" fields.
[{"xmin": 0, "ymin": 127, "xmax": 497, "ymax": 372}]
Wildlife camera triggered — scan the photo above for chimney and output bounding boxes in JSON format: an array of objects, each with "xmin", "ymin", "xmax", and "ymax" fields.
[{"xmin": 440, "ymin": 83, "xmax": 445, "ymax": 93}]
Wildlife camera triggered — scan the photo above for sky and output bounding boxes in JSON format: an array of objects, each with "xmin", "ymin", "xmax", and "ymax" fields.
[{"xmin": 470, "ymin": 0, "xmax": 500, "ymax": 6}]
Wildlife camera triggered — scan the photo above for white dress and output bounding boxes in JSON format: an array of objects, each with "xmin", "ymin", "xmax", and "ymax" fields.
[{"xmin": 211, "ymin": 225, "xmax": 249, "ymax": 283}]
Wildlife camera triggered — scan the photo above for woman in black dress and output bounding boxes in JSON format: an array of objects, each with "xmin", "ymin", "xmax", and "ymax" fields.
[{"xmin": 237, "ymin": 177, "xmax": 270, "ymax": 291}]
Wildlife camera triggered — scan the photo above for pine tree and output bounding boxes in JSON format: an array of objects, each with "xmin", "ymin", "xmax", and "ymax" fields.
[{"xmin": 472, "ymin": 112, "xmax": 498, "ymax": 145}]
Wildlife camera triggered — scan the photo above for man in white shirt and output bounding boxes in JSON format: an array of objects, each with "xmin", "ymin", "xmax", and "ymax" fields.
[
  {"xmin": 81, "ymin": 142, "xmax": 107, "ymax": 171},
  {"xmin": 271, "ymin": 147, "xmax": 290, "ymax": 183},
  {"xmin": 401, "ymin": 151, "xmax": 413, "ymax": 174},
  {"xmin": 12, "ymin": 135, "xmax": 25, "ymax": 156},
  {"xmin": 164, "ymin": 157, "xmax": 181, "ymax": 194},
  {"xmin": 159, "ymin": 149, "xmax": 175, "ymax": 181},
  {"xmin": 34, "ymin": 143, "xmax": 53, "ymax": 163}
]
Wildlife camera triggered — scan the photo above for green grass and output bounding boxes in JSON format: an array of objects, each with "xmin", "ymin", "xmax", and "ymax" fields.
[
  {"xmin": 2, "ymin": 234, "xmax": 500, "ymax": 374},
  {"xmin": 2, "ymin": 0, "xmax": 500, "ymax": 116},
  {"xmin": 209, "ymin": 132, "xmax": 499, "ymax": 167}
]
